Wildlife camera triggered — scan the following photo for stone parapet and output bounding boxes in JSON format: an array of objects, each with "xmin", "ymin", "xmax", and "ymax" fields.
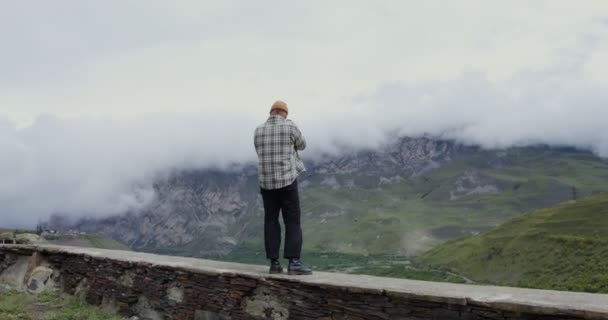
[{"xmin": 1, "ymin": 245, "xmax": 607, "ymax": 320}]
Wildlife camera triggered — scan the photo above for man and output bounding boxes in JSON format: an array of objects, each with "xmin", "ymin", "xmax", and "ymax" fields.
[{"xmin": 254, "ymin": 100, "xmax": 313, "ymax": 275}]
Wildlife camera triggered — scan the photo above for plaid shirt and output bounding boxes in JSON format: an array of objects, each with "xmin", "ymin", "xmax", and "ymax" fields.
[{"xmin": 254, "ymin": 115, "xmax": 306, "ymax": 190}]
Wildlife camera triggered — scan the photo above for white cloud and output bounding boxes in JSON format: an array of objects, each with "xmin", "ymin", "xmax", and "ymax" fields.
[
  {"xmin": 1, "ymin": 1, "xmax": 608, "ymax": 227},
  {"xmin": 2, "ymin": 1, "xmax": 607, "ymax": 123}
]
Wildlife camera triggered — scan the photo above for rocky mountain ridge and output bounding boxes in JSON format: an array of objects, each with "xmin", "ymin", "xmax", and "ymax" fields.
[
  {"xmin": 47, "ymin": 137, "xmax": 608, "ymax": 258},
  {"xmin": 49, "ymin": 137, "xmax": 473, "ymax": 255}
]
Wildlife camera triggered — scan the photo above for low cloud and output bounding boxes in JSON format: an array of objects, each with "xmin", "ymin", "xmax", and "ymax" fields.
[
  {"xmin": 351, "ymin": 71, "xmax": 608, "ymax": 155},
  {"xmin": 1, "ymin": 1, "xmax": 608, "ymax": 227},
  {"xmin": 2, "ymin": 68, "xmax": 608, "ymax": 228},
  {"xmin": 0, "ymin": 113, "xmax": 258, "ymax": 228}
]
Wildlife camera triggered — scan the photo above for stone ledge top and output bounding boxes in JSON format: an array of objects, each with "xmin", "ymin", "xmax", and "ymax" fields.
[{"xmin": 2, "ymin": 244, "xmax": 608, "ymax": 319}]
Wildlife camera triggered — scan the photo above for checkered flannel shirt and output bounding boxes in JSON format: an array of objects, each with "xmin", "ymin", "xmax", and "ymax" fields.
[{"xmin": 254, "ymin": 115, "xmax": 307, "ymax": 190}]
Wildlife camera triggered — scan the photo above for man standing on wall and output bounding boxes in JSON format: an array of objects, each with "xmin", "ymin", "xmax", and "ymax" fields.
[{"xmin": 254, "ymin": 100, "xmax": 313, "ymax": 275}]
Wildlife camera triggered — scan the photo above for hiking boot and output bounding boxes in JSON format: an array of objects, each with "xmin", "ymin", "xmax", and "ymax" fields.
[
  {"xmin": 269, "ymin": 259, "xmax": 283, "ymax": 274},
  {"xmin": 288, "ymin": 258, "xmax": 313, "ymax": 275}
]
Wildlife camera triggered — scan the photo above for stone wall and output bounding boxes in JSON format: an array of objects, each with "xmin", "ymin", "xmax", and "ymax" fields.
[{"xmin": 1, "ymin": 245, "xmax": 607, "ymax": 320}]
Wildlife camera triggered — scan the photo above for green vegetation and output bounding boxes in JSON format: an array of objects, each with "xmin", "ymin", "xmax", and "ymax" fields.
[
  {"xmin": 0, "ymin": 229, "xmax": 38, "ymax": 237},
  {"xmin": 85, "ymin": 235, "xmax": 104, "ymax": 248},
  {"xmin": 41, "ymin": 233, "xmax": 130, "ymax": 251},
  {"xmin": 83, "ymin": 234, "xmax": 129, "ymax": 250},
  {"xmin": 290, "ymin": 147, "xmax": 608, "ymax": 256},
  {"xmin": 0, "ymin": 289, "xmax": 30, "ymax": 320},
  {"xmin": 1, "ymin": 231, "xmax": 129, "ymax": 249},
  {"xmin": 419, "ymin": 193, "xmax": 608, "ymax": 293},
  {"xmin": 204, "ymin": 147, "xmax": 608, "ymax": 292},
  {"xmin": 0, "ymin": 289, "xmax": 120, "ymax": 320},
  {"xmin": 355, "ymin": 265, "xmax": 466, "ymax": 283},
  {"xmin": 217, "ymin": 148, "xmax": 608, "ymax": 291},
  {"xmin": 47, "ymin": 297, "xmax": 121, "ymax": 320},
  {"xmin": 221, "ymin": 241, "xmax": 467, "ymax": 283}
]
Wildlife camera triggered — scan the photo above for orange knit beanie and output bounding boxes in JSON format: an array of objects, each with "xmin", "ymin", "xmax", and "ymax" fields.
[{"xmin": 270, "ymin": 100, "xmax": 289, "ymax": 114}]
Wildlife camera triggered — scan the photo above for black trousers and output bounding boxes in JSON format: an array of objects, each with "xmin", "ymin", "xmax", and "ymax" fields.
[{"xmin": 260, "ymin": 180, "xmax": 303, "ymax": 260}]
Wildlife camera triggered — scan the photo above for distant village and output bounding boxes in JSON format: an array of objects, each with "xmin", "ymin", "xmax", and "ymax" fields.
[
  {"xmin": 36, "ymin": 223, "xmax": 88, "ymax": 237},
  {"xmin": 0, "ymin": 226, "xmax": 88, "ymax": 245}
]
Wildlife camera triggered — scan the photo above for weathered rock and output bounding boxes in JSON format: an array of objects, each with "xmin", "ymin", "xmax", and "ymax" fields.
[
  {"xmin": 27, "ymin": 266, "xmax": 54, "ymax": 293},
  {"xmin": 166, "ymin": 282, "xmax": 183, "ymax": 303},
  {"xmin": 243, "ymin": 286, "xmax": 289, "ymax": 320},
  {"xmin": 134, "ymin": 295, "xmax": 164, "ymax": 320},
  {"xmin": 194, "ymin": 310, "xmax": 220, "ymax": 320},
  {"xmin": 0, "ymin": 255, "xmax": 29, "ymax": 288},
  {"xmin": 74, "ymin": 277, "xmax": 90, "ymax": 300}
]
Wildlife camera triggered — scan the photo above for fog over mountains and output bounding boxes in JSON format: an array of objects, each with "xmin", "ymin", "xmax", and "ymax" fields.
[
  {"xmin": 43, "ymin": 137, "xmax": 608, "ymax": 258},
  {"xmin": 1, "ymin": 1, "xmax": 608, "ymax": 227},
  {"xmin": 2, "ymin": 70, "xmax": 608, "ymax": 228}
]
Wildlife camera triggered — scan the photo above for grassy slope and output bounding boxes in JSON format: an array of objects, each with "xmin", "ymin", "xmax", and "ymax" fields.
[
  {"xmin": 83, "ymin": 234, "xmax": 130, "ymax": 250},
  {"xmin": 303, "ymin": 148, "xmax": 608, "ymax": 254},
  {"xmin": 0, "ymin": 289, "xmax": 120, "ymax": 320},
  {"xmin": 1, "ymin": 229, "xmax": 129, "ymax": 251},
  {"xmin": 418, "ymin": 193, "xmax": 608, "ymax": 293},
  {"xmin": 221, "ymin": 241, "xmax": 467, "ymax": 283}
]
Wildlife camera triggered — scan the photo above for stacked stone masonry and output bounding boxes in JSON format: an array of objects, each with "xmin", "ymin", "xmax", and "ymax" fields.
[{"xmin": 1, "ymin": 245, "xmax": 607, "ymax": 320}]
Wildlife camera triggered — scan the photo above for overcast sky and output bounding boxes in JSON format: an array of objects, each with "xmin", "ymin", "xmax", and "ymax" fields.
[{"xmin": 2, "ymin": 1, "xmax": 608, "ymax": 227}]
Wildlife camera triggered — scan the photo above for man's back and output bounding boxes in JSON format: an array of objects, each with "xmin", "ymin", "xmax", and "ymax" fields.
[
  {"xmin": 255, "ymin": 100, "xmax": 313, "ymax": 275},
  {"xmin": 254, "ymin": 115, "xmax": 306, "ymax": 190}
]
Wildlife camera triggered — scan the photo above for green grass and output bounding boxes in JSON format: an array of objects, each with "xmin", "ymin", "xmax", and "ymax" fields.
[
  {"xmin": 418, "ymin": 193, "xmax": 608, "ymax": 293},
  {"xmin": 42, "ymin": 233, "xmax": 130, "ymax": 251},
  {"xmin": 47, "ymin": 297, "xmax": 121, "ymax": 320},
  {"xmin": 84, "ymin": 235, "xmax": 107, "ymax": 249},
  {"xmin": 36, "ymin": 291, "xmax": 60, "ymax": 304},
  {"xmin": 0, "ymin": 290, "xmax": 30, "ymax": 320},
  {"xmin": 354, "ymin": 265, "xmax": 467, "ymax": 283},
  {"xmin": 0, "ymin": 290, "xmax": 120, "ymax": 320},
  {"xmin": 220, "ymin": 241, "xmax": 467, "ymax": 283}
]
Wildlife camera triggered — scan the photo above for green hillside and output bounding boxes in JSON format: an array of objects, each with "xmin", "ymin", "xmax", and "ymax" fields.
[
  {"xmin": 232, "ymin": 147, "xmax": 608, "ymax": 258},
  {"xmin": 418, "ymin": 193, "xmax": 608, "ymax": 293},
  {"xmin": 45, "ymin": 233, "xmax": 130, "ymax": 250},
  {"xmin": 0, "ymin": 230, "xmax": 129, "ymax": 251}
]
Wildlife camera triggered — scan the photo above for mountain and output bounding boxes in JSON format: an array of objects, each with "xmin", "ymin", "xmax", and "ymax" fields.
[
  {"xmin": 47, "ymin": 137, "xmax": 608, "ymax": 261},
  {"xmin": 55, "ymin": 169, "xmax": 260, "ymax": 256},
  {"xmin": 418, "ymin": 193, "xmax": 608, "ymax": 293}
]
